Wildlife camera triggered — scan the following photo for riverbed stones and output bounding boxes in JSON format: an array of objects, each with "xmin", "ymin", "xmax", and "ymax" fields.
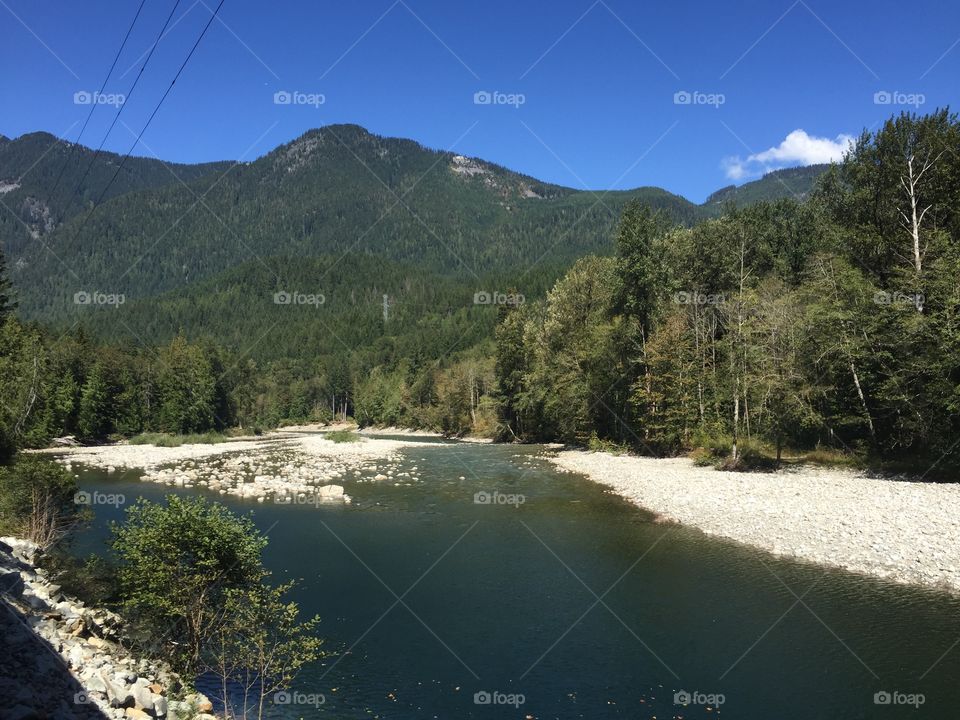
[
  {"xmin": 39, "ymin": 432, "xmax": 437, "ymax": 510},
  {"xmin": 552, "ymin": 451, "xmax": 960, "ymax": 593}
]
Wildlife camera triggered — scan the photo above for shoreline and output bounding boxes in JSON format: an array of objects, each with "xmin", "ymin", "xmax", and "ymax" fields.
[
  {"xmin": 549, "ymin": 450, "xmax": 960, "ymax": 594},
  {"xmin": 37, "ymin": 434, "xmax": 437, "ymax": 505},
  {"xmin": 0, "ymin": 537, "xmax": 213, "ymax": 720}
]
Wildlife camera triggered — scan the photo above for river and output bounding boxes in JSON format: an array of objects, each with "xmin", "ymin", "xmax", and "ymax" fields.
[{"xmin": 68, "ymin": 436, "xmax": 960, "ymax": 719}]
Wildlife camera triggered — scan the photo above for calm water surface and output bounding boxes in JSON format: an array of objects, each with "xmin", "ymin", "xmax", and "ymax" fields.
[{"xmin": 70, "ymin": 437, "xmax": 960, "ymax": 719}]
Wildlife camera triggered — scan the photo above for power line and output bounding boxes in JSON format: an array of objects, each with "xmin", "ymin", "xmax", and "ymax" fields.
[
  {"xmin": 64, "ymin": 0, "xmax": 183, "ymax": 215},
  {"xmin": 48, "ymin": 0, "xmax": 150, "ymax": 204},
  {"xmin": 67, "ymin": 0, "xmax": 227, "ymax": 244}
]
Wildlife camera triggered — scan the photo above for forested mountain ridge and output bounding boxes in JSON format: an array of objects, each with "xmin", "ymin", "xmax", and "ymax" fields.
[
  {"xmin": 2, "ymin": 109, "xmax": 958, "ymax": 468},
  {"xmin": 705, "ymin": 165, "xmax": 828, "ymax": 206},
  {"xmin": 0, "ymin": 131, "xmax": 230, "ymax": 256},
  {"xmin": 4, "ymin": 124, "xmax": 816, "ymax": 323}
]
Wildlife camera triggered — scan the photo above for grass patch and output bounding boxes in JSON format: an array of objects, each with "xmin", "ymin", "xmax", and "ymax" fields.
[
  {"xmin": 127, "ymin": 431, "xmax": 231, "ymax": 447},
  {"xmin": 324, "ymin": 430, "xmax": 361, "ymax": 443},
  {"xmin": 795, "ymin": 447, "xmax": 862, "ymax": 468},
  {"xmin": 586, "ymin": 432, "xmax": 631, "ymax": 454}
]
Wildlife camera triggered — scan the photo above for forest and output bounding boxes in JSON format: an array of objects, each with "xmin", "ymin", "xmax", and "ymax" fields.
[
  {"xmin": 1, "ymin": 109, "xmax": 958, "ymax": 470},
  {"xmin": 497, "ymin": 109, "xmax": 960, "ymax": 468}
]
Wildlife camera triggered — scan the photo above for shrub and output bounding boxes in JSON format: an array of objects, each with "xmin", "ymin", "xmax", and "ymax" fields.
[
  {"xmin": 325, "ymin": 430, "xmax": 361, "ymax": 443},
  {"xmin": 0, "ymin": 455, "xmax": 81, "ymax": 549}
]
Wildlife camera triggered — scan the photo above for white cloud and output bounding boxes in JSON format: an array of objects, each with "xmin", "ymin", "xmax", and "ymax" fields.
[{"xmin": 723, "ymin": 129, "xmax": 853, "ymax": 181}]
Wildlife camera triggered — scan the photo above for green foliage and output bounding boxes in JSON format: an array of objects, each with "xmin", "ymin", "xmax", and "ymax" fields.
[
  {"xmin": 126, "ymin": 431, "xmax": 231, "ymax": 447},
  {"xmin": 497, "ymin": 108, "xmax": 960, "ymax": 469},
  {"xmin": 0, "ymin": 317, "xmax": 44, "ymax": 461},
  {"xmin": 207, "ymin": 582, "xmax": 324, "ymax": 720},
  {"xmin": 0, "ymin": 243, "xmax": 15, "ymax": 320},
  {"xmin": 0, "ymin": 455, "xmax": 80, "ymax": 547},
  {"xmin": 111, "ymin": 495, "xmax": 267, "ymax": 673},
  {"xmin": 324, "ymin": 430, "xmax": 360, "ymax": 443},
  {"xmin": 77, "ymin": 360, "xmax": 112, "ymax": 441},
  {"xmin": 704, "ymin": 164, "xmax": 828, "ymax": 207},
  {"xmin": 3, "ymin": 112, "xmax": 960, "ymax": 468},
  {"xmin": 109, "ymin": 494, "xmax": 322, "ymax": 710},
  {"xmin": 43, "ymin": 552, "xmax": 119, "ymax": 606}
]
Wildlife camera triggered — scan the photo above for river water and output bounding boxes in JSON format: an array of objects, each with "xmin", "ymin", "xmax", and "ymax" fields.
[{"xmin": 69, "ymin": 437, "xmax": 960, "ymax": 719}]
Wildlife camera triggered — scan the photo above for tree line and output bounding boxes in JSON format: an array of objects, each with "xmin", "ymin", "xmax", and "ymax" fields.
[
  {"xmin": 2, "ymin": 109, "xmax": 958, "ymax": 471},
  {"xmin": 494, "ymin": 109, "xmax": 960, "ymax": 468}
]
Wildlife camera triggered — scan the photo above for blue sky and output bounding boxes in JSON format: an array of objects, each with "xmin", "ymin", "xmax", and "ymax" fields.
[{"xmin": 1, "ymin": 0, "xmax": 958, "ymax": 201}]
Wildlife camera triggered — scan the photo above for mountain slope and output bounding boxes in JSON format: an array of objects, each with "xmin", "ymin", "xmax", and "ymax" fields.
[
  {"xmin": 71, "ymin": 254, "xmax": 503, "ymax": 365},
  {"xmin": 0, "ymin": 131, "xmax": 229, "ymax": 256},
  {"xmin": 2, "ymin": 124, "xmax": 827, "ymax": 330},
  {"xmin": 7, "ymin": 125, "xmax": 700, "ymax": 321},
  {"xmin": 704, "ymin": 164, "xmax": 828, "ymax": 207}
]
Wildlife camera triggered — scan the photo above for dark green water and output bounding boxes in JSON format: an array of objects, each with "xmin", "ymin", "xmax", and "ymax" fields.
[{"xmin": 70, "ymin": 438, "xmax": 960, "ymax": 719}]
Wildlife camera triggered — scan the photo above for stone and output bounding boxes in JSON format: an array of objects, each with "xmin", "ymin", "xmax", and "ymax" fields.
[
  {"xmin": 21, "ymin": 591, "xmax": 47, "ymax": 610},
  {"xmin": 84, "ymin": 673, "xmax": 108, "ymax": 695},
  {"xmin": 152, "ymin": 696, "xmax": 168, "ymax": 717},
  {"xmin": 186, "ymin": 693, "xmax": 214, "ymax": 713},
  {"xmin": 102, "ymin": 672, "xmax": 134, "ymax": 708},
  {"xmin": 166, "ymin": 700, "xmax": 188, "ymax": 719},
  {"xmin": 125, "ymin": 708, "xmax": 151, "ymax": 719},
  {"xmin": 0, "ymin": 569, "xmax": 25, "ymax": 597},
  {"xmin": 131, "ymin": 679, "xmax": 155, "ymax": 710}
]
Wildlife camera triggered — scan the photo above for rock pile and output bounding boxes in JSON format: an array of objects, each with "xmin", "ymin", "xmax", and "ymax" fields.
[{"xmin": 0, "ymin": 537, "xmax": 214, "ymax": 720}]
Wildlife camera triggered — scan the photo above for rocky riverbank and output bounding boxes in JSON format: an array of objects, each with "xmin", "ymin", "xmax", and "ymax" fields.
[
  {"xmin": 36, "ymin": 433, "xmax": 437, "ymax": 505},
  {"xmin": 550, "ymin": 451, "xmax": 960, "ymax": 593},
  {"xmin": 0, "ymin": 537, "xmax": 214, "ymax": 720}
]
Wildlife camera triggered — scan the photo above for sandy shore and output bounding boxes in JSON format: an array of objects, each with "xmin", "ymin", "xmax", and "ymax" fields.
[
  {"xmin": 40, "ymin": 434, "xmax": 435, "ymax": 505},
  {"xmin": 550, "ymin": 451, "xmax": 960, "ymax": 593}
]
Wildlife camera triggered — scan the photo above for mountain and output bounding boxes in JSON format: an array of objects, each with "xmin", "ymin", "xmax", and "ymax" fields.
[
  {"xmin": 4, "ymin": 125, "xmax": 703, "ymax": 321},
  {"xmin": 1, "ymin": 124, "xmax": 827, "ymax": 356},
  {"xmin": 74, "ymin": 253, "xmax": 503, "ymax": 366},
  {"xmin": 0, "ymin": 131, "xmax": 230, "ymax": 257},
  {"xmin": 704, "ymin": 164, "xmax": 829, "ymax": 207}
]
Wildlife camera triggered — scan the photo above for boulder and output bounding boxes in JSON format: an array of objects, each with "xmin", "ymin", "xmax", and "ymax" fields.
[
  {"xmin": 130, "ymin": 678, "xmax": 155, "ymax": 710},
  {"xmin": 317, "ymin": 484, "xmax": 345, "ymax": 500},
  {"xmin": 0, "ymin": 537, "xmax": 40, "ymax": 564},
  {"xmin": 101, "ymin": 672, "xmax": 134, "ymax": 708}
]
